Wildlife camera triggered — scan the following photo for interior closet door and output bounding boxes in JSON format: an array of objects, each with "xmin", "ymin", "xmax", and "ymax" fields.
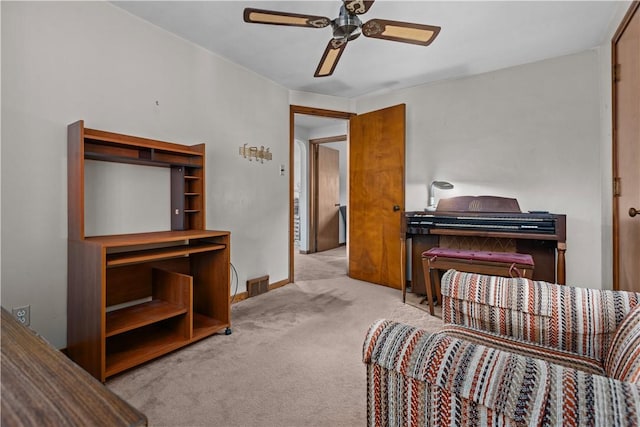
[
  {"xmin": 316, "ymin": 145, "xmax": 340, "ymax": 252},
  {"xmin": 613, "ymin": 2, "xmax": 640, "ymax": 292}
]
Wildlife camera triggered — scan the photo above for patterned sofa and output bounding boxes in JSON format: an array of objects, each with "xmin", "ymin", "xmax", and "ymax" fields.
[{"xmin": 363, "ymin": 270, "xmax": 640, "ymax": 426}]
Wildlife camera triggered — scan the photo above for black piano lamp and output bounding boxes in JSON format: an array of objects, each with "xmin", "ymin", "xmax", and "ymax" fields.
[{"xmin": 428, "ymin": 180, "xmax": 454, "ymax": 210}]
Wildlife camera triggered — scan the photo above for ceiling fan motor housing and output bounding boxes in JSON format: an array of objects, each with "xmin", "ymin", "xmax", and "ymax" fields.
[{"xmin": 332, "ymin": 6, "xmax": 362, "ymax": 41}]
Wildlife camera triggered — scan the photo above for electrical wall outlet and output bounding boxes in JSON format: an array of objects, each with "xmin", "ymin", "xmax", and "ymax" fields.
[{"xmin": 12, "ymin": 305, "xmax": 30, "ymax": 326}]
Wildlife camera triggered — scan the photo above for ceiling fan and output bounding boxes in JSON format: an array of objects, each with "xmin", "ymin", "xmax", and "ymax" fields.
[{"xmin": 243, "ymin": 0, "xmax": 441, "ymax": 78}]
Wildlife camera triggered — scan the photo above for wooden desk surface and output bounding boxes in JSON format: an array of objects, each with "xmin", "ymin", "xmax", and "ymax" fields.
[{"xmin": 1, "ymin": 308, "xmax": 147, "ymax": 427}]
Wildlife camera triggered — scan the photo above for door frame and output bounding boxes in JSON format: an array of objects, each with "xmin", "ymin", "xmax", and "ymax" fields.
[
  {"xmin": 289, "ymin": 105, "xmax": 355, "ymax": 282},
  {"xmin": 611, "ymin": 1, "xmax": 639, "ymax": 290},
  {"xmin": 309, "ymin": 134, "xmax": 347, "ymax": 253}
]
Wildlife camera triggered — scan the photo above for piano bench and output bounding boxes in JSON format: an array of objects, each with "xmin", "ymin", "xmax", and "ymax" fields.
[{"xmin": 420, "ymin": 248, "xmax": 535, "ymax": 316}]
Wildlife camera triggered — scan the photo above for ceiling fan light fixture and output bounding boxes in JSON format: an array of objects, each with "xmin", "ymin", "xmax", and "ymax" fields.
[
  {"xmin": 332, "ymin": 6, "xmax": 362, "ymax": 41},
  {"xmin": 332, "ymin": 25, "xmax": 361, "ymax": 41}
]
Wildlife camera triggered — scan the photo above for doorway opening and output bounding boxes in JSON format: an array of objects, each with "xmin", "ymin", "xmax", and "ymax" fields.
[
  {"xmin": 290, "ymin": 106, "xmax": 354, "ymax": 283},
  {"xmin": 309, "ymin": 135, "xmax": 347, "ymax": 253}
]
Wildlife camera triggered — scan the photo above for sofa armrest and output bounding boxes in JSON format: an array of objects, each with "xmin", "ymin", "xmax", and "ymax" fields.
[
  {"xmin": 543, "ymin": 364, "xmax": 640, "ymax": 426},
  {"xmin": 363, "ymin": 320, "xmax": 640, "ymax": 427},
  {"xmin": 363, "ymin": 319, "xmax": 550, "ymax": 426},
  {"xmin": 440, "ymin": 270, "xmax": 640, "ymax": 362}
]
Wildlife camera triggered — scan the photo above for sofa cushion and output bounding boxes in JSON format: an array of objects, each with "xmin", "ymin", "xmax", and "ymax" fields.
[
  {"xmin": 441, "ymin": 325, "xmax": 606, "ymax": 376},
  {"xmin": 604, "ymin": 304, "xmax": 640, "ymax": 383},
  {"xmin": 441, "ymin": 270, "xmax": 640, "ymax": 362},
  {"xmin": 363, "ymin": 319, "xmax": 551, "ymax": 425},
  {"xmin": 442, "ymin": 269, "xmax": 552, "ymax": 316}
]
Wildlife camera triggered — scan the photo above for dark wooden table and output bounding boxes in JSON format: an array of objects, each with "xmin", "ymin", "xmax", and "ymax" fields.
[{"xmin": 1, "ymin": 308, "xmax": 147, "ymax": 426}]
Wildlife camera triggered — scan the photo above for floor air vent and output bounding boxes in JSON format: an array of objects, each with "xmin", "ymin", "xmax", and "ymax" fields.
[{"xmin": 247, "ymin": 275, "xmax": 269, "ymax": 297}]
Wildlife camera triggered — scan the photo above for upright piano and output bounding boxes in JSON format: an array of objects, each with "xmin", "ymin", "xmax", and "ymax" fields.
[{"xmin": 406, "ymin": 196, "xmax": 566, "ymax": 295}]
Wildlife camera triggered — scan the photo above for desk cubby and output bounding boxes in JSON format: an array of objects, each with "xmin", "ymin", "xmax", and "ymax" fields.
[{"xmin": 67, "ymin": 120, "xmax": 230, "ymax": 382}]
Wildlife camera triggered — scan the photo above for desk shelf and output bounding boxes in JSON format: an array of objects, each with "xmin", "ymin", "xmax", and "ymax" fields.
[
  {"xmin": 106, "ymin": 325, "xmax": 189, "ymax": 378},
  {"xmin": 106, "ymin": 243, "xmax": 225, "ymax": 267},
  {"xmin": 67, "ymin": 120, "xmax": 231, "ymax": 382},
  {"xmin": 106, "ymin": 300, "xmax": 188, "ymax": 337}
]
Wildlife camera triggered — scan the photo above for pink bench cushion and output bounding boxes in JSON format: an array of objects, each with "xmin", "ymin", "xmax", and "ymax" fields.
[{"xmin": 422, "ymin": 248, "xmax": 534, "ymax": 266}]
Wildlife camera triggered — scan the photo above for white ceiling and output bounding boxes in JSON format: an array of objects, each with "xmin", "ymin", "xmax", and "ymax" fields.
[{"xmin": 112, "ymin": 1, "xmax": 621, "ymax": 99}]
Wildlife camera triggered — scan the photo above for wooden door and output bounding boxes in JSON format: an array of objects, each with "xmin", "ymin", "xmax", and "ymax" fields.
[
  {"xmin": 349, "ymin": 104, "xmax": 405, "ymax": 289},
  {"xmin": 613, "ymin": 2, "xmax": 640, "ymax": 292},
  {"xmin": 316, "ymin": 145, "xmax": 340, "ymax": 252}
]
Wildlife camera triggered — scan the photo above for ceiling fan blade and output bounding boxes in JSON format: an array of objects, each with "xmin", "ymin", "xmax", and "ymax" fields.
[
  {"xmin": 343, "ymin": 0, "xmax": 375, "ymax": 15},
  {"xmin": 362, "ymin": 19, "xmax": 441, "ymax": 46},
  {"xmin": 314, "ymin": 39, "xmax": 348, "ymax": 77},
  {"xmin": 243, "ymin": 8, "xmax": 330, "ymax": 28}
]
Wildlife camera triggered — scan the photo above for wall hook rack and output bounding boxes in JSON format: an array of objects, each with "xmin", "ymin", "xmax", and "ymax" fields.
[{"xmin": 239, "ymin": 144, "xmax": 272, "ymax": 163}]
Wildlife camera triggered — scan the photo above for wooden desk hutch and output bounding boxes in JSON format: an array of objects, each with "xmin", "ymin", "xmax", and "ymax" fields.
[{"xmin": 67, "ymin": 120, "xmax": 231, "ymax": 382}]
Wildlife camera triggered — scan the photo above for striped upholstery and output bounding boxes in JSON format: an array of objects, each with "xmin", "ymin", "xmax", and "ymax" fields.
[
  {"xmin": 363, "ymin": 320, "xmax": 640, "ymax": 426},
  {"xmin": 363, "ymin": 319, "xmax": 549, "ymax": 426},
  {"xmin": 604, "ymin": 304, "xmax": 640, "ymax": 383},
  {"xmin": 364, "ymin": 365, "xmax": 524, "ymax": 426},
  {"xmin": 441, "ymin": 325, "xmax": 605, "ymax": 376},
  {"xmin": 441, "ymin": 270, "xmax": 640, "ymax": 363},
  {"xmin": 542, "ymin": 364, "xmax": 640, "ymax": 426},
  {"xmin": 363, "ymin": 271, "xmax": 640, "ymax": 426}
]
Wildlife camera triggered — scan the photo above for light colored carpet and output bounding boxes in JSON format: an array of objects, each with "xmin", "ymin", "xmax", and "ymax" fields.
[
  {"xmin": 405, "ymin": 289, "xmax": 443, "ymax": 318},
  {"xmin": 107, "ymin": 247, "xmax": 443, "ymax": 426}
]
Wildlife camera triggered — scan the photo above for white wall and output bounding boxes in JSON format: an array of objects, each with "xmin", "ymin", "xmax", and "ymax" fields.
[
  {"xmin": 356, "ymin": 51, "xmax": 604, "ymax": 288},
  {"xmin": 84, "ymin": 161, "xmax": 171, "ymax": 236},
  {"xmin": 1, "ymin": 1, "xmax": 289, "ymax": 347}
]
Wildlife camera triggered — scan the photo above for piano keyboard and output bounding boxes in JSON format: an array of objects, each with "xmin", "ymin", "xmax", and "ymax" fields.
[{"xmin": 407, "ymin": 212, "xmax": 559, "ymax": 234}]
